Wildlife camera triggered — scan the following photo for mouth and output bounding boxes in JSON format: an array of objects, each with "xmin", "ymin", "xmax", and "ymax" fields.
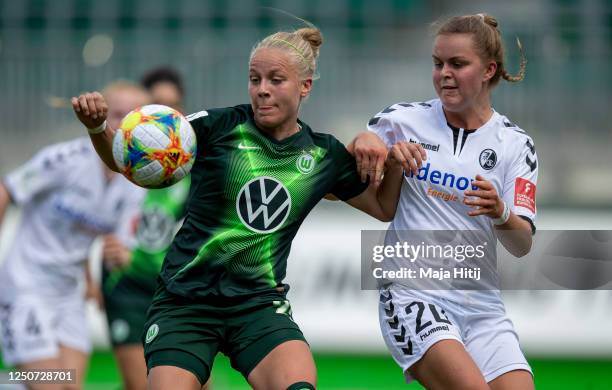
[{"xmin": 257, "ymin": 105, "xmax": 275, "ymax": 113}]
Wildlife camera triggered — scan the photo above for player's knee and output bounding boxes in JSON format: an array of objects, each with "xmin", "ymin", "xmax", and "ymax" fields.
[{"xmin": 286, "ymin": 382, "xmax": 315, "ymax": 390}]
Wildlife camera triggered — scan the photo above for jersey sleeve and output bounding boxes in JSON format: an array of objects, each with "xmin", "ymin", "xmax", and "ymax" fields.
[
  {"xmin": 329, "ymin": 137, "xmax": 369, "ymax": 201},
  {"xmin": 3, "ymin": 143, "xmax": 79, "ymax": 205},
  {"xmin": 366, "ymin": 104, "xmax": 403, "ymax": 147},
  {"xmin": 501, "ymin": 135, "xmax": 538, "ymax": 233},
  {"xmin": 186, "ymin": 106, "xmax": 246, "ymax": 155}
]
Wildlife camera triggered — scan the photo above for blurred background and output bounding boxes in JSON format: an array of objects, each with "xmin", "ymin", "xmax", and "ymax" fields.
[{"xmin": 0, "ymin": 0, "xmax": 611, "ymax": 389}]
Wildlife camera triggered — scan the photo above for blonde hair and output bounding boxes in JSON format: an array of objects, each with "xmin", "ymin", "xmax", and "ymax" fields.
[
  {"xmin": 435, "ymin": 13, "xmax": 526, "ymax": 88},
  {"xmin": 250, "ymin": 27, "xmax": 323, "ymax": 81}
]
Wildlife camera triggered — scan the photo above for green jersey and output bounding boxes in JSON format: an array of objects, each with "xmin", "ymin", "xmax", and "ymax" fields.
[
  {"xmin": 103, "ymin": 178, "xmax": 190, "ymax": 294},
  {"xmin": 161, "ymin": 104, "xmax": 367, "ymax": 298}
]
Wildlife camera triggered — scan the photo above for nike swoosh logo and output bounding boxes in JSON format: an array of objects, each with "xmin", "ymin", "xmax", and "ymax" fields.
[{"xmin": 238, "ymin": 142, "xmax": 261, "ymax": 150}]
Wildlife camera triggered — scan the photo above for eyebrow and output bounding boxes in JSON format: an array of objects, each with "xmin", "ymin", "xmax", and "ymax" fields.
[{"xmin": 432, "ymin": 55, "xmax": 469, "ymax": 61}]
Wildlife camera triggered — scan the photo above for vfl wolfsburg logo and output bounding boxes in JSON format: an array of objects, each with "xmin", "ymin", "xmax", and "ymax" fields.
[
  {"xmin": 136, "ymin": 207, "xmax": 174, "ymax": 252},
  {"xmin": 145, "ymin": 324, "xmax": 159, "ymax": 344},
  {"xmin": 236, "ymin": 177, "xmax": 291, "ymax": 233},
  {"xmin": 296, "ymin": 153, "xmax": 315, "ymax": 174},
  {"xmin": 479, "ymin": 149, "xmax": 497, "ymax": 170}
]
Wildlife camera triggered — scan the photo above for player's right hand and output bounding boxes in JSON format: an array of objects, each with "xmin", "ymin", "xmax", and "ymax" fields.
[
  {"xmin": 71, "ymin": 91, "xmax": 108, "ymax": 130},
  {"xmin": 389, "ymin": 141, "xmax": 427, "ymax": 176},
  {"xmin": 101, "ymin": 234, "xmax": 131, "ymax": 270}
]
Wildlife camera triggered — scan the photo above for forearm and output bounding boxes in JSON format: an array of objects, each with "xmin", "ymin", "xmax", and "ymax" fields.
[
  {"xmin": 495, "ymin": 212, "xmax": 533, "ymax": 258},
  {"xmin": 375, "ymin": 164, "xmax": 404, "ymax": 221},
  {"xmin": 89, "ymin": 125, "xmax": 120, "ymax": 172}
]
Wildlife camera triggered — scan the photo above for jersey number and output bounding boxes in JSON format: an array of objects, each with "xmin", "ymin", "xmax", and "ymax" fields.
[{"xmin": 405, "ymin": 301, "xmax": 452, "ymax": 334}]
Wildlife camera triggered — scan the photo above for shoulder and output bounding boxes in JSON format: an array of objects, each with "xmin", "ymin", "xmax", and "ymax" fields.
[
  {"xmin": 34, "ymin": 137, "xmax": 95, "ymax": 169},
  {"xmin": 306, "ymin": 126, "xmax": 344, "ymax": 151},
  {"xmin": 368, "ymin": 99, "xmax": 439, "ymax": 127},
  {"xmin": 494, "ymin": 113, "xmax": 535, "ymax": 149},
  {"xmin": 186, "ymin": 104, "xmax": 250, "ymax": 128}
]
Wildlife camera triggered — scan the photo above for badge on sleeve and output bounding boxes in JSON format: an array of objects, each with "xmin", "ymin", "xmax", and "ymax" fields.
[{"xmin": 514, "ymin": 177, "xmax": 536, "ymax": 213}]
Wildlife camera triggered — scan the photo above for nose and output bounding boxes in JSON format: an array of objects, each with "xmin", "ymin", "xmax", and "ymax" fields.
[
  {"xmin": 441, "ymin": 63, "xmax": 452, "ymax": 78},
  {"xmin": 257, "ymin": 79, "xmax": 271, "ymax": 97}
]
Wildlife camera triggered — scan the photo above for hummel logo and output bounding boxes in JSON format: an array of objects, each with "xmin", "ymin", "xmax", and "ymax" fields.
[
  {"xmin": 238, "ymin": 142, "xmax": 261, "ymax": 150},
  {"xmin": 410, "ymin": 138, "xmax": 439, "ymax": 152}
]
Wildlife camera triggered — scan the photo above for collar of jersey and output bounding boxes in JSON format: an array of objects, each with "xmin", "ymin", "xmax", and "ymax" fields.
[
  {"xmin": 245, "ymin": 107, "xmax": 312, "ymax": 148},
  {"xmin": 434, "ymin": 99, "xmax": 500, "ymax": 136}
]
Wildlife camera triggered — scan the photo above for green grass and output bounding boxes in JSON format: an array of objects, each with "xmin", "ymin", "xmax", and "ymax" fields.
[{"xmin": 3, "ymin": 351, "xmax": 611, "ymax": 389}]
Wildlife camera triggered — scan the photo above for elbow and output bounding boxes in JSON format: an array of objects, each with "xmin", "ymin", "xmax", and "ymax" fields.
[
  {"xmin": 377, "ymin": 209, "xmax": 395, "ymax": 222},
  {"xmin": 511, "ymin": 240, "xmax": 533, "ymax": 259}
]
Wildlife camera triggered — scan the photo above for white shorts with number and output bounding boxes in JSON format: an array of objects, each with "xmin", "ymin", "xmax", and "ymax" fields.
[
  {"xmin": 379, "ymin": 286, "xmax": 532, "ymax": 383},
  {"xmin": 0, "ymin": 293, "xmax": 90, "ymax": 366}
]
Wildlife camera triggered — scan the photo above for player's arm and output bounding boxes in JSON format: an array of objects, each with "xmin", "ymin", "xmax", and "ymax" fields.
[
  {"xmin": 464, "ymin": 175, "xmax": 533, "ymax": 257},
  {"xmin": 345, "ymin": 160, "xmax": 403, "ymax": 221},
  {"xmin": 71, "ymin": 92, "xmax": 120, "ymax": 172}
]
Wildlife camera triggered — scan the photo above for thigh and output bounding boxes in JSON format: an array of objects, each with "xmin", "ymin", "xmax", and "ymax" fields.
[
  {"xmin": 113, "ymin": 344, "xmax": 147, "ymax": 390},
  {"xmin": 246, "ymin": 340, "xmax": 316, "ymax": 390},
  {"xmin": 18, "ymin": 358, "xmax": 64, "ymax": 390},
  {"xmin": 148, "ymin": 365, "xmax": 201, "ymax": 390},
  {"xmin": 58, "ymin": 344, "xmax": 89, "ymax": 390},
  {"xmin": 409, "ymin": 339, "xmax": 488, "ymax": 390},
  {"xmin": 0, "ymin": 296, "xmax": 59, "ymax": 367},
  {"xmin": 227, "ymin": 298, "xmax": 308, "ymax": 380},
  {"xmin": 489, "ymin": 369, "xmax": 534, "ymax": 390},
  {"xmin": 143, "ymin": 289, "xmax": 221, "ymax": 386}
]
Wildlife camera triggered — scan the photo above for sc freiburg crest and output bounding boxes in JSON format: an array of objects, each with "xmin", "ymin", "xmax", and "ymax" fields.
[{"xmin": 479, "ymin": 149, "xmax": 497, "ymax": 170}]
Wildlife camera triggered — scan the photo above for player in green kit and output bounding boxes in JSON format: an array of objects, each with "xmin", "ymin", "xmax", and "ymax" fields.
[{"xmin": 72, "ymin": 25, "xmax": 402, "ymax": 390}]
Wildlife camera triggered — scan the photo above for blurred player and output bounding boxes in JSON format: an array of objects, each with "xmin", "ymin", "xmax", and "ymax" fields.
[
  {"xmin": 356, "ymin": 13, "xmax": 537, "ymax": 390},
  {"xmin": 0, "ymin": 81, "xmax": 148, "ymax": 390},
  {"xmin": 141, "ymin": 66, "xmax": 185, "ymax": 112},
  {"xmin": 72, "ymin": 24, "xmax": 403, "ymax": 390},
  {"xmin": 100, "ymin": 67, "xmax": 194, "ymax": 390}
]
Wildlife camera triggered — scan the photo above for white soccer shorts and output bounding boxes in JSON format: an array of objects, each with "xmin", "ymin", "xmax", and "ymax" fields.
[
  {"xmin": 378, "ymin": 286, "xmax": 532, "ymax": 383},
  {"xmin": 0, "ymin": 293, "xmax": 90, "ymax": 366}
]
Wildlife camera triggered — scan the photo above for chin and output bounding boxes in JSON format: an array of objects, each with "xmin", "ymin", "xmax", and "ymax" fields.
[
  {"xmin": 255, "ymin": 115, "xmax": 279, "ymax": 129},
  {"xmin": 440, "ymin": 97, "xmax": 465, "ymax": 112}
]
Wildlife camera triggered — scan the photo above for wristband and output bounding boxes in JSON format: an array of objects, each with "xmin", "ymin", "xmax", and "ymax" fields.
[
  {"xmin": 492, "ymin": 200, "xmax": 511, "ymax": 225},
  {"xmin": 87, "ymin": 120, "xmax": 107, "ymax": 135}
]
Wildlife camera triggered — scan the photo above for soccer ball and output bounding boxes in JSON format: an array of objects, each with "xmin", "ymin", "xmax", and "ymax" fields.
[{"xmin": 112, "ymin": 104, "xmax": 196, "ymax": 188}]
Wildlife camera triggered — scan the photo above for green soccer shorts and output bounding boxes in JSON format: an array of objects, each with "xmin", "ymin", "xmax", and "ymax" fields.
[{"xmin": 142, "ymin": 286, "xmax": 307, "ymax": 385}]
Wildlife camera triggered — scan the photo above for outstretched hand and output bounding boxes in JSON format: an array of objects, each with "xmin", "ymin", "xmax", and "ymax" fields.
[{"xmin": 71, "ymin": 92, "xmax": 108, "ymax": 130}]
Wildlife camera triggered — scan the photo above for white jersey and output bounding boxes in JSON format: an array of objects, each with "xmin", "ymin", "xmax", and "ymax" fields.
[
  {"xmin": 0, "ymin": 137, "xmax": 144, "ymax": 297},
  {"xmin": 368, "ymin": 99, "xmax": 538, "ymax": 296},
  {"xmin": 369, "ymin": 98, "xmax": 537, "ymax": 232}
]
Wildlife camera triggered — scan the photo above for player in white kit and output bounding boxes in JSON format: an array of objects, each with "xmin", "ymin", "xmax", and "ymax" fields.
[
  {"xmin": 0, "ymin": 81, "xmax": 148, "ymax": 389},
  {"xmin": 355, "ymin": 14, "xmax": 537, "ymax": 390}
]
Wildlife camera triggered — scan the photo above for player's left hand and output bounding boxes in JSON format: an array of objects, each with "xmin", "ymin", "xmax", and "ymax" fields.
[
  {"xmin": 350, "ymin": 132, "xmax": 388, "ymax": 187},
  {"xmin": 464, "ymin": 175, "xmax": 504, "ymax": 218}
]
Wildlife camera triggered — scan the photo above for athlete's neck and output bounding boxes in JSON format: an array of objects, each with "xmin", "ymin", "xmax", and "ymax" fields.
[
  {"xmin": 260, "ymin": 119, "xmax": 301, "ymax": 141},
  {"xmin": 443, "ymin": 98, "xmax": 493, "ymax": 130}
]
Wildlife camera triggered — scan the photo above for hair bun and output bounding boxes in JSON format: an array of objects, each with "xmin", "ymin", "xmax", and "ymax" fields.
[{"xmin": 295, "ymin": 27, "xmax": 323, "ymax": 59}]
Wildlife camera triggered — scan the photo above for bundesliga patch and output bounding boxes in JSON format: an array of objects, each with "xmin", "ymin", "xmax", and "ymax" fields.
[{"xmin": 514, "ymin": 177, "xmax": 536, "ymax": 213}]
